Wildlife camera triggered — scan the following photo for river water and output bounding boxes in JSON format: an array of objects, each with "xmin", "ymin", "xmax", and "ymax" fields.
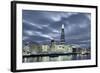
[{"xmin": 23, "ymin": 54, "xmax": 91, "ymax": 63}]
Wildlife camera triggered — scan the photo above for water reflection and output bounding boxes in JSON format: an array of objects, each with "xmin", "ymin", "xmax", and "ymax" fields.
[{"xmin": 23, "ymin": 54, "xmax": 91, "ymax": 63}]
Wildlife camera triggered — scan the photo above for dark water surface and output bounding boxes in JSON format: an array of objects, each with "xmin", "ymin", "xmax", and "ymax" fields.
[{"xmin": 23, "ymin": 54, "xmax": 91, "ymax": 63}]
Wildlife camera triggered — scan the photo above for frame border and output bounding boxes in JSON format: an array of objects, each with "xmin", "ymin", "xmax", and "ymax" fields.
[{"xmin": 11, "ymin": 1, "xmax": 98, "ymax": 72}]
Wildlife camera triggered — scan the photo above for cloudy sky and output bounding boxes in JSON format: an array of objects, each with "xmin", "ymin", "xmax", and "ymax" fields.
[{"xmin": 22, "ymin": 10, "xmax": 91, "ymax": 48}]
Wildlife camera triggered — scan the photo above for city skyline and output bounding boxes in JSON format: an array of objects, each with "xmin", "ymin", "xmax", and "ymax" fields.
[{"xmin": 22, "ymin": 10, "xmax": 91, "ymax": 48}]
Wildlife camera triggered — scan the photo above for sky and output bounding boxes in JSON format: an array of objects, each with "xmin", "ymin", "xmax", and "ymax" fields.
[{"xmin": 22, "ymin": 10, "xmax": 91, "ymax": 48}]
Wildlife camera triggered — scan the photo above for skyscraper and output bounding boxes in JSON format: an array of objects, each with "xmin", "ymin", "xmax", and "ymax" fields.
[{"xmin": 60, "ymin": 24, "xmax": 65, "ymax": 44}]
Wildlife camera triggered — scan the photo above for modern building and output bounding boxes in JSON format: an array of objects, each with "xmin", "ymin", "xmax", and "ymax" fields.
[{"xmin": 60, "ymin": 24, "xmax": 65, "ymax": 44}]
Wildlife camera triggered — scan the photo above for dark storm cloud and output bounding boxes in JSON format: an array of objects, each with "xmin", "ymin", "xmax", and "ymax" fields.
[{"xmin": 22, "ymin": 10, "xmax": 91, "ymax": 48}]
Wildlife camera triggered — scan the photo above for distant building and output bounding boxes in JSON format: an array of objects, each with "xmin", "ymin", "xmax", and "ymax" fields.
[
  {"xmin": 30, "ymin": 44, "xmax": 42, "ymax": 54},
  {"xmin": 49, "ymin": 39, "xmax": 73, "ymax": 53},
  {"xmin": 41, "ymin": 45, "xmax": 49, "ymax": 52}
]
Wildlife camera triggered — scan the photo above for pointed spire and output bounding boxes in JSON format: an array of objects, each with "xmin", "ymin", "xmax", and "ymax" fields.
[{"xmin": 62, "ymin": 24, "xmax": 64, "ymax": 29}]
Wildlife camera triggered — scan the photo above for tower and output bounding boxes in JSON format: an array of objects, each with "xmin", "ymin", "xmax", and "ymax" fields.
[{"xmin": 60, "ymin": 24, "xmax": 65, "ymax": 44}]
